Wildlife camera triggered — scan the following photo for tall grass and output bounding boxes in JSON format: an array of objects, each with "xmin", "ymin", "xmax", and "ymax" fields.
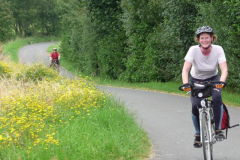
[{"xmin": 0, "ymin": 60, "xmax": 151, "ymax": 159}]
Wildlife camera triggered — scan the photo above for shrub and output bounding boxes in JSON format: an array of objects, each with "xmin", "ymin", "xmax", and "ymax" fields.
[
  {"xmin": 24, "ymin": 63, "xmax": 60, "ymax": 82},
  {"xmin": 0, "ymin": 61, "xmax": 12, "ymax": 77}
]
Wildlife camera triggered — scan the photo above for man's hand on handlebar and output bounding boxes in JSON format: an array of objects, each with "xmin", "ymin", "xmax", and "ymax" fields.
[
  {"xmin": 211, "ymin": 81, "xmax": 226, "ymax": 89},
  {"xmin": 183, "ymin": 86, "xmax": 191, "ymax": 92},
  {"xmin": 215, "ymin": 83, "xmax": 224, "ymax": 89},
  {"xmin": 179, "ymin": 83, "xmax": 191, "ymax": 92}
]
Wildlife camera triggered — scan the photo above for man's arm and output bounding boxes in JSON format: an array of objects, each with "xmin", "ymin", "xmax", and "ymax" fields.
[
  {"xmin": 182, "ymin": 61, "xmax": 192, "ymax": 84},
  {"xmin": 219, "ymin": 61, "xmax": 228, "ymax": 82}
]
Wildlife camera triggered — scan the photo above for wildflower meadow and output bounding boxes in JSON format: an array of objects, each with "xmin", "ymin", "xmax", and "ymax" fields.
[{"xmin": 0, "ymin": 60, "xmax": 151, "ymax": 160}]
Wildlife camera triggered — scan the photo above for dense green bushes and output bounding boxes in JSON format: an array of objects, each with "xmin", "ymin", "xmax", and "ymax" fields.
[
  {"xmin": 0, "ymin": 0, "xmax": 14, "ymax": 42},
  {"xmin": 59, "ymin": 0, "xmax": 197, "ymax": 82},
  {"xmin": 0, "ymin": 0, "xmax": 60, "ymax": 37},
  {"xmin": 59, "ymin": 0, "xmax": 240, "ymax": 93},
  {"xmin": 2, "ymin": 0, "xmax": 239, "ymax": 92},
  {"xmin": 194, "ymin": 0, "xmax": 240, "ymax": 92}
]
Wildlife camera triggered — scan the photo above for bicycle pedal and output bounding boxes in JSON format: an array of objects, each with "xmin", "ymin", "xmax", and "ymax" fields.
[
  {"xmin": 216, "ymin": 137, "xmax": 225, "ymax": 141},
  {"xmin": 212, "ymin": 139, "xmax": 217, "ymax": 144}
]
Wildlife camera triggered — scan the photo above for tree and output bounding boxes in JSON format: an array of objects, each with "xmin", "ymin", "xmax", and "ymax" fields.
[
  {"xmin": 0, "ymin": 0, "xmax": 14, "ymax": 42},
  {"xmin": 37, "ymin": 0, "xmax": 61, "ymax": 35},
  {"xmin": 3, "ymin": 0, "xmax": 60, "ymax": 36}
]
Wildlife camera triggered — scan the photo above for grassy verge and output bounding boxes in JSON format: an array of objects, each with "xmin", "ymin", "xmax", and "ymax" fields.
[{"xmin": 0, "ymin": 60, "xmax": 151, "ymax": 159}]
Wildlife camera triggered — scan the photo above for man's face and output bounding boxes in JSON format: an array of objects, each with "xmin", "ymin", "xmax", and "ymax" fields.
[{"xmin": 199, "ymin": 33, "xmax": 213, "ymax": 48}]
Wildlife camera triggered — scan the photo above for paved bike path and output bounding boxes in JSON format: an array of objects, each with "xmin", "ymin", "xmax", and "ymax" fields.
[{"xmin": 19, "ymin": 42, "xmax": 240, "ymax": 160}]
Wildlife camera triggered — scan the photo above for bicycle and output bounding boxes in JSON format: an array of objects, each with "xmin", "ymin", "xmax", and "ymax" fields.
[
  {"xmin": 179, "ymin": 81, "xmax": 226, "ymax": 160},
  {"xmin": 51, "ymin": 59, "xmax": 59, "ymax": 71}
]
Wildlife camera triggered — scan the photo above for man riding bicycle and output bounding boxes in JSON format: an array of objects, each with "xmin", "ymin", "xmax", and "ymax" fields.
[
  {"xmin": 50, "ymin": 48, "xmax": 60, "ymax": 71},
  {"xmin": 181, "ymin": 26, "xmax": 228, "ymax": 148}
]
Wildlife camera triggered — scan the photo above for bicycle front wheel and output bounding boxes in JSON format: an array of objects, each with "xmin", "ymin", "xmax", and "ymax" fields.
[{"xmin": 201, "ymin": 112, "xmax": 213, "ymax": 160}]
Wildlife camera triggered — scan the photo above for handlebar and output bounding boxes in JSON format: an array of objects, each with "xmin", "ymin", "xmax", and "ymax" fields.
[{"xmin": 179, "ymin": 81, "xmax": 227, "ymax": 92}]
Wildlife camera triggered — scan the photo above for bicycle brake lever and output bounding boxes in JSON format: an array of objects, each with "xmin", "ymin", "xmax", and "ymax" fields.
[
  {"xmin": 187, "ymin": 91, "xmax": 191, "ymax": 94},
  {"xmin": 213, "ymin": 88, "xmax": 220, "ymax": 92}
]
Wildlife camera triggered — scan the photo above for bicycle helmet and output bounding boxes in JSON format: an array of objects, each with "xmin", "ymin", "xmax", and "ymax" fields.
[
  {"xmin": 196, "ymin": 26, "xmax": 214, "ymax": 37},
  {"xmin": 53, "ymin": 48, "xmax": 57, "ymax": 51}
]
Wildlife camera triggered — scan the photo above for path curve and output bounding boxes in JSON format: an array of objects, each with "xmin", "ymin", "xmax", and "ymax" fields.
[{"xmin": 19, "ymin": 42, "xmax": 240, "ymax": 160}]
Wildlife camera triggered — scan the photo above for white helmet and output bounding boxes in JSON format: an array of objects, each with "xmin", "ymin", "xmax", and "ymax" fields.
[
  {"xmin": 196, "ymin": 26, "xmax": 214, "ymax": 37},
  {"xmin": 53, "ymin": 48, "xmax": 57, "ymax": 51}
]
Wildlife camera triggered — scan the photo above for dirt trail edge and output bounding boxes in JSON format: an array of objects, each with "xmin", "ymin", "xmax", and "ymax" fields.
[{"xmin": 19, "ymin": 42, "xmax": 240, "ymax": 160}]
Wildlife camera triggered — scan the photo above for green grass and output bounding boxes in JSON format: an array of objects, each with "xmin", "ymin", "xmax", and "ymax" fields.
[{"xmin": 53, "ymin": 98, "xmax": 151, "ymax": 160}]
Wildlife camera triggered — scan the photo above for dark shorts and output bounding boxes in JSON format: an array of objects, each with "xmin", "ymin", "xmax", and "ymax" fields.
[
  {"xmin": 52, "ymin": 59, "xmax": 60, "ymax": 65},
  {"xmin": 190, "ymin": 74, "xmax": 223, "ymax": 130}
]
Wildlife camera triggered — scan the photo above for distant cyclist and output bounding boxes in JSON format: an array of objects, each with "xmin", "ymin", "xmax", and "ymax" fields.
[
  {"xmin": 50, "ymin": 48, "xmax": 60, "ymax": 71},
  {"xmin": 181, "ymin": 26, "xmax": 228, "ymax": 148}
]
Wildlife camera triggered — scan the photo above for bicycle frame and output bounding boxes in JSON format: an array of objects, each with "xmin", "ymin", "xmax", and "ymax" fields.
[{"xmin": 51, "ymin": 60, "xmax": 59, "ymax": 71}]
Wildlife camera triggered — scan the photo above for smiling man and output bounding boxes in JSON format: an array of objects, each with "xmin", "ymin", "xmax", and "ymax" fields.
[{"xmin": 181, "ymin": 26, "xmax": 228, "ymax": 148}]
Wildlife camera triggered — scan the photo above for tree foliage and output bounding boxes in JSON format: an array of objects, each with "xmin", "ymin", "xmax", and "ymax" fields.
[
  {"xmin": 58, "ymin": 0, "xmax": 240, "ymax": 93},
  {"xmin": 0, "ymin": 0, "xmax": 14, "ymax": 42},
  {"xmin": 60, "ymin": 0, "xmax": 127, "ymax": 78},
  {"xmin": 195, "ymin": 0, "xmax": 240, "ymax": 92},
  {"xmin": 2, "ymin": 0, "xmax": 60, "ymax": 37},
  {"xmin": 1, "ymin": 0, "xmax": 240, "ymax": 93}
]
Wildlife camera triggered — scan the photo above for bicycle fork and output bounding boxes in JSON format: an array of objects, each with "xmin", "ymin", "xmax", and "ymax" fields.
[{"xmin": 199, "ymin": 100, "xmax": 216, "ymax": 145}]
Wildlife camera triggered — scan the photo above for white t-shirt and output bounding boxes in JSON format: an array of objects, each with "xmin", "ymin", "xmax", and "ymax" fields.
[{"xmin": 184, "ymin": 44, "xmax": 226, "ymax": 79}]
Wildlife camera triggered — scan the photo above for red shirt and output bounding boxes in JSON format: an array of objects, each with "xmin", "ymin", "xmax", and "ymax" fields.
[{"xmin": 50, "ymin": 52, "xmax": 60, "ymax": 59}]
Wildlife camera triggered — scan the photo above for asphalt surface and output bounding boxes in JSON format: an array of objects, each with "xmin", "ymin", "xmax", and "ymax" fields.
[{"xmin": 19, "ymin": 42, "xmax": 240, "ymax": 160}]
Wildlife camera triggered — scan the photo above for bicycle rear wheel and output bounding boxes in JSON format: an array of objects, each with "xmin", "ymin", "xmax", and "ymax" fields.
[{"xmin": 201, "ymin": 112, "xmax": 213, "ymax": 160}]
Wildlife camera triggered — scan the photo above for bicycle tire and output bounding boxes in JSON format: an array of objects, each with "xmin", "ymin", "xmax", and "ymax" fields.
[
  {"xmin": 51, "ymin": 62, "xmax": 58, "ymax": 71},
  {"xmin": 201, "ymin": 112, "xmax": 213, "ymax": 160}
]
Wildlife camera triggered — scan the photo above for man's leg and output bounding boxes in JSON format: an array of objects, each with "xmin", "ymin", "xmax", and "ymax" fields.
[{"xmin": 57, "ymin": 60, "xmax": 60, "ymax": 71}]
